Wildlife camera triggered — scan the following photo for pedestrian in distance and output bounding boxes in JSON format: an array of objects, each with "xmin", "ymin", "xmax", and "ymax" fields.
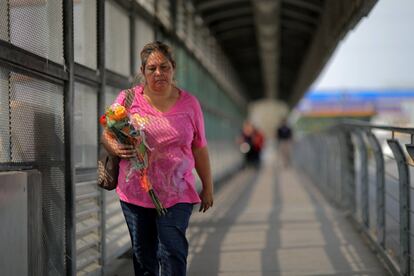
[
  {"xmin": 276, "ymin": 118, "xmax": 293, "ymax": 168},
  {"xmin": 238, "ymin": 120, "xmax": 265, "ymax": 168}
]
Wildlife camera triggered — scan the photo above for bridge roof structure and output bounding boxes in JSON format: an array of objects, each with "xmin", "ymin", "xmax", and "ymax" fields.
[{"xmin": 191, "ymin": 0, "xmax": 378, "ymax": 107}]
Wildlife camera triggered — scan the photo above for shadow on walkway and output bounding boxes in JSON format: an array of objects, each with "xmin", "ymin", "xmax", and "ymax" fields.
[
  {"xmin": 107, "ymin": 155, "xmax": 390, "ymax": 276},
  {"xmin": 187, "ymin": 158, "xmax": 390, "ymax": 275}
]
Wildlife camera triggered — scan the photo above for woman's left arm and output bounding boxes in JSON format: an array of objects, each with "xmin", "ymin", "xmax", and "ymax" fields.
[{"xmin": 193, "ymin": 146, "xmax": 214, "ymax": 212}]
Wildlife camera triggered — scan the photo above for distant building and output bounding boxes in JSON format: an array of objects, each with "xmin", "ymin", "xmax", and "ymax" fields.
[{"xmin": 294, "ymin": 89, "xmax": 414, "ymax": 131}]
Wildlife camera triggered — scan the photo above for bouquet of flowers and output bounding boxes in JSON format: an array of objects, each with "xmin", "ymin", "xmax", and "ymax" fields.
[{"xmin": 100, "ymin": 103, "xmax": 167, "ymax": 216}]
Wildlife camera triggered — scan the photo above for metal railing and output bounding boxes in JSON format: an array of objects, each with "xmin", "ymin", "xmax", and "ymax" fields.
[{"xmin": 294, "ymin": 120, "xmax": 414, "ymax": 276}]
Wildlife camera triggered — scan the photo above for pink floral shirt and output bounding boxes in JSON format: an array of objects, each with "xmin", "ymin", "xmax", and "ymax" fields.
[{"xmin": 114, "ymin": 85, "xmax": 207, "ymax": 208}]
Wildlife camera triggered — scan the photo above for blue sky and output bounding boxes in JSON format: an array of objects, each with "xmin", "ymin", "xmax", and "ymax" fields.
[{"xmin": 310, "ymin": 0, "xmax": 414, "ymax": 91}]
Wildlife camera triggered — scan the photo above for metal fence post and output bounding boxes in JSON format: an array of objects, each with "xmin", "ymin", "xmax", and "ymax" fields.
[
  {"xmin": 327, "ymin": 135, "xmax": 337, "ymax": 204},
  {"xmin": 333, "ymin": 134, "xmax": 343, "ymax": 205},
  {"xmin": 366, "ymin": 131, "xmax": 385, "ymax": 248},
  {"xmin": 387, "ymin": 139, "xmax": 410, "ymax": 276},
  {"xmin": 323, "ymin": 136, "xmax": 329, "ymax": 198},
  {"xmin": 338, "ymin": 131, "xmax": 347, "ymax": 209},
  {"xmin": 63, "ymin": 0, "xmax": 76, "ymax": 274},
  {"xmin": 97, "ymin": 0, "xmax": 107, "ymax": 274},
  {"xmin": 354, "ymin": 130, "xmax": 369, "ymax": 228},
  {"xmin": 341, "ymin": 130, "xmax": 355, "ymax": 213}
]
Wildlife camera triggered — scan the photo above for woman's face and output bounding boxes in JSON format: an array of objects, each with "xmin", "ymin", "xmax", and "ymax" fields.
[{"xmin": 142, "ymin": 51, "xmax": 174, "ymax": 93}]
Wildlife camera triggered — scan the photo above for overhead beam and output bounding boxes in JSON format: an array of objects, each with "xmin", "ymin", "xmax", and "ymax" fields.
[
  {"xmin": 282, "ymin": 8, "xmax": 320, "ymax": 25},
  {"xmin": 221, "ymin": 37, "xmax": 257, "ymax": 48},
  {"xmin": 253, "ymin": 0, "xmax": 280, "ymax": 99},
  {"xmin": 281, "ymin": 18, "xmax": 315, "ymax": 34},
  {"xmin": 197, "ymin": 0, "xmax": 249, "ymax": 13},
  {"xmin": 229, "ymin": 46, "xmax": 258, "ymax": 55},
  {"xmin": 204, "ymin": 6, "xmax": 252, "ymax": 24},
  {"xmin": 212, "ymin": 17, "xmax": 254, "ymax": 34},
  {"xmin": 216, "ymin": 26, "xmax": 255, "ymax": 41},
  {"xmin": 283, "ymin": 0, "xmax": 324, "ymax": 14}
]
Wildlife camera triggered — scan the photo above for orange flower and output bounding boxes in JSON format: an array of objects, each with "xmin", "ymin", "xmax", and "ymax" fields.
[{"xmin": 140, "ymin": 170, "xmax": 151, "ymax": 192}]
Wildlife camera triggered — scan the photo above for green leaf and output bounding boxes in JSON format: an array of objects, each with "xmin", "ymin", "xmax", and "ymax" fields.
[{"xmin": 139, "ymin": 143, "xmax": 146, "ymax": 154}]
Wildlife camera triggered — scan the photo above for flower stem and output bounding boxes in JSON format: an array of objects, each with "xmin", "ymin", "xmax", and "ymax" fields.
[{"xmin": 148, "ymin": 189, "xmax": 167, "ymax": 216}]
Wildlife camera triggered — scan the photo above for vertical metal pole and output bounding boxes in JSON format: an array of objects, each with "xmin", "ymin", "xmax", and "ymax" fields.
[
  {"xmin": 320, "ymin": 136, "xmax": 330, "ymax": 194},
  {"xmin": 334, "ymin": 135, "xmax": 342, "ymax": 205},
  {"xmin": 387, "ymin": 139, "xmax": 410, "ymax": 276},
  {"xmin": 154, "ymin": 0, "xmax": 160, "ymax": 40},
  {"xmin": 366, "ymin": 131, "xmax": 385, "ymax": 248},
  {"xmin": 348, "ymin": 131, "xmax": 356, "ymax": 216},
  {"xmin": 312, "ymin": 137, "xmax": 317, "ymax": 178},
  {"xmin": 170, "ymin": 0, "xmax": 177, "ymax": 33},
  {"xmin": 130, "ymin": 3, "xmax": 136, "ymax": 84},
  {"xmin": 321, "ymin": 136, "xmax": 328, "ymax": 194},
  {"xmin": 328, "ymin": 136, "xmax": 337, "ymax": 204},
  {"xmin": 338, "ymin": 131, "xmax": 346, "ymax": 208},
  {"xmin": 321, "ymin": 136, "xmax": 326, "ymax": 193},
  {"xmin": 97, "ymin": 0, "xmax": 107, "ymax": 274},
  {"xmin": 325, "ymin": 136, "xmax": 332, "ymax": 201},
  {"xmin": 355, "ymin": 130, "xmax": 369, "ymax": 229},
  {"xmin": 333, "ymin": 135, "xmax": 342, "ymax": 205},
  {"xmin": 63, "ymin": 0, "xmax": 76, "ymax": 275}
]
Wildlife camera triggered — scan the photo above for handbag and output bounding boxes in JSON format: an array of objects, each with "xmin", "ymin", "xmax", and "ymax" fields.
[{"xmin": 97, "ymin": 88, "xmax": 135, "ymax": 190}]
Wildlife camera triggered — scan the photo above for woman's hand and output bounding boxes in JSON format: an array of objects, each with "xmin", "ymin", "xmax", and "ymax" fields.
[
  {"xmin": 192, "ymin": 146, "xmax": 214, "ymax": 213},
  {"xmin": 199, "ymin": 188, "xmax": 214, "ymax": 213},
  {"xmin": 113, "ymin": 143, "xmax": 136, "ymax": 159},
  {"xmin": 102, "ymin": 130, "xmax": 136, "ymax": 159}
]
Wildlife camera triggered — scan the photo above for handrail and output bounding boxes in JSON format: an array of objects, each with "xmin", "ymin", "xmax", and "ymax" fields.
[
  {"xmin": 337, "ymin": 119, "xmax": 414, "ymax": 136},
  {"xmin": 295, "ymin": 120, "xmax": 413, "ymax": 276}
]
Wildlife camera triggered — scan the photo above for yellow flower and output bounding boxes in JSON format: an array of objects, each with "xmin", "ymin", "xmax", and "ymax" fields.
[{"xmin": 112, "ymin": 105, "xmax": 127, "ymax": 120}]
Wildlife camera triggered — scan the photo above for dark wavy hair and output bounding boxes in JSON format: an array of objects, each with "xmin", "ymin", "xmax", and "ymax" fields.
[{"xmin": 140, "ymin": 41, "xmax": 176, "ymax": 70}]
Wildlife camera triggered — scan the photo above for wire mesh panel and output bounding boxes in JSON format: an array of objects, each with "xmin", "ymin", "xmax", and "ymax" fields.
[
  {"xmin": 74, "ymin": 0, "xmax": 97, "ymax": 69},
  {"xmin": 383, "ymin": 143, "xmax": 401, "ymax": 264},
  {"xmin": 352, "ymin": 133, "xmax": 364, "ymax": 223},
  {"xmin": 73, "ymin": 82, "xmax": 101, "ymax": 275},
  {"xmin": 104, "ymin": 189, "xmax": 130, "ymax": 262},
  {"xmin": 105, "ymin": 0, "xmax": 130, "ymax": 76},
  {"xmin": 104, "ymin": 85, "xmax": 120, "ymax": 107},
  {"xmin": 367, "ymin": 138, "xmax": 379, "ymax": 238},
  {"xmin": 331, "ymin": 136, "xmax": 343, "ymax": 203},
  {"xmin": 185, "ymin": 2, "xmax": 195, "ymax": 49},
  {"xmin": 156, "ymin": 0, "xmax": 171, "ymax": 29},
  {"xmin": 9, "ymin": 72, "xmax": 65, "ymax": 275},
  {"xmin": 186, "ymin": 57, "xmax": 197, "ymax": 93},
  {"xmin": 74, "ymin": 83, "xmax": 98, "ymax": 168},
  {"xmin": 0, "ymin": 0, "xmax": 8, "ymax": 41},
  {"xmin": 0, "ymin": 68, "xmax": 9, "ymax": 163},
  {"xmin": 9, "ymin": 0, "xmax": 63, "ymax": 64},
  {"xmin": 75, "ymin": 167, "xmax": 101, "ymax": 275},
  {"xmin": 104, "ymin": 85, "xmax": 130, "ymax": 262},
  {"xmin": 134, "ymin": 15, "xmax": 154, "ymax": 74},
  {"xmin": 176, "ymin": 0, "xmax": 185, "ymax": 39},
  {"xmin": 175, "ymin": 46, "xmax": 188, "ymax": 90},
  {"xmin": 205, "ymin": 112, "xmax": 242, "ymax": 180},
  {"xmin": 174, "ymin": 44, "xmax": 244, "ymax": 180}
]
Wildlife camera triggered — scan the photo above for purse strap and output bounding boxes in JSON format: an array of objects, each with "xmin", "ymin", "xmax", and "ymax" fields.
[{"xmin": 124, "ymin": 88, "xmax": 135, "ymax": 110}]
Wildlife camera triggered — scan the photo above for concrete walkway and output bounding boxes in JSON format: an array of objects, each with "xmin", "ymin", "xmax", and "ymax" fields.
[{"xmin": 107, "ymin": 155, "xmax": 390, "ymax": 276}]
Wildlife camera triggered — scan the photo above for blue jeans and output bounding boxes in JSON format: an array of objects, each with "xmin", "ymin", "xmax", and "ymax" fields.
[{"xmin": 120, "ymin": 201, "xmax": 193, "ymax": 276}]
